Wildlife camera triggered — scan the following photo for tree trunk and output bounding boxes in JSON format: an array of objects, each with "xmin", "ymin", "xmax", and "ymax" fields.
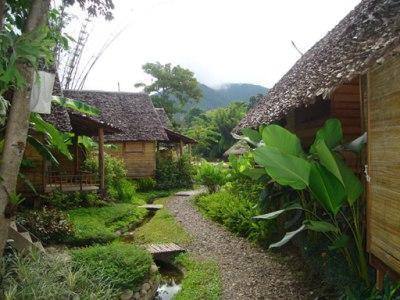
[{"xmin": 0, "ymin": 0, "xmax": 50, "ymax": 256}]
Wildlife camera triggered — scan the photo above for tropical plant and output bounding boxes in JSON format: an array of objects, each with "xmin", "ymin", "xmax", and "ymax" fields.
[
  {"xmin": 186, "ymin": 102, "xmax": 247, "ymax": 159},
  {"xmin": 2, "ymin": 249, "xmax": 117, "ymax": 299},
  {"xmin": 195, "ymin": 160, "xmax": 227, "ymax": 193},
  {"xmin": 240, "ymin": 119, "xmax": 369, "ymax": 284}
]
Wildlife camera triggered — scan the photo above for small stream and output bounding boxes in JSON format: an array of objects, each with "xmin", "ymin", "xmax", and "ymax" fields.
[{"xmin": 154, "ymin": 260, "xmax": 183, "ymax": 300}]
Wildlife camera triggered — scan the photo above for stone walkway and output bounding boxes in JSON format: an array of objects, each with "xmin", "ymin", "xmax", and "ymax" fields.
[{"xmin": 165, "ymin": 191, "xmax": 313, "ymax": 300}]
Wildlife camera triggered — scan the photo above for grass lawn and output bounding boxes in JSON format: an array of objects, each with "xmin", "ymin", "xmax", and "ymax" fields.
[
  {"xmin": 133, "ymin": 198, "xmax": 192, "ymax": 245},
  {"xmin": 67, "ymin": 203, "xmax": 147, "ymax": 246},
  {"xmin": 174, "ymin": 253, "xmax": 221, "ymax": 300}
]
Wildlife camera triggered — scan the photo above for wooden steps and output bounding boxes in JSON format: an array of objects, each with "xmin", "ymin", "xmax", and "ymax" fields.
[
  {"xmin": 138, "ymin": 204, "xmax": 163, "ymax": 211},
  {"xmin": 8, "ymin": 221, "xmax": 45, "ymax": 253},
  {"xmin": 146, "ymin": 243, "xmax": 185, "ymax": 257}
]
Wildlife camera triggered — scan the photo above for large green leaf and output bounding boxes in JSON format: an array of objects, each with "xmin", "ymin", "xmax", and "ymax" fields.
[
  {"xmin": 304, "ymin": 220, "xmax": 339, "ymax": 233},
  {"xmin": 309, "ymin": 163, "xmax": 346, "ymax": 215},
  {"xmin": 253, "ymin": 203, "xmax": 303, "ymax": 220},
  {"xmin": 254, "ymin": 146, "xmax": 311, "ymax": 190},
  {"xmin": 27, "ymin": 135, "xmax": 59, "ymax": 165},
  {"xmin": 313, "ymin": 139, "xmax": 343, "ymax": 184},
  {"xmin": 269, "ymin": 225, "xmax": 306, "ymax": 249},
  {"xmin": 241, "ymin": 128, "xmax": 262, "ymax": 144},
  {"xmin": 261, "ymin": 125, "xmax": 303, "ymax": 156},
  {"xmin": 334, "ymin": 155, "xmax": 363, "ymax": 205},
  {"xmin": 242, "ymin": 167, "xmax": 267, "ymax": 180},
  {"xmin": 30, "ymin": 113, "xmax": 72, "ymax": 160},
  {"xmin": 329, "ymin": 234, "xmax": 350, "ymax": 250},
  {"xmin": 52, "ymin": 96, "xmax": 100, "ymax": 116},
  {"xmin": 311, "ymin": 118, "xmax": 343, "ymax": 152}
]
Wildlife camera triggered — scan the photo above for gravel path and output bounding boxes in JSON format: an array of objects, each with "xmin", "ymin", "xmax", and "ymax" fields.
[{"xmin": 165, "ymin": 191, "xmax": 313, "ymax": 300}]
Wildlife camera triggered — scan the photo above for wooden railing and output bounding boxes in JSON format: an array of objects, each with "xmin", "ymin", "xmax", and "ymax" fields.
[{"xmin": 45, "ymin": 171, "xmax": 99, "ymax": 192}]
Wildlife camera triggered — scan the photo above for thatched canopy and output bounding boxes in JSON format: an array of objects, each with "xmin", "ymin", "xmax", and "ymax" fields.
[
  {"xmin": 155, "ymin": 107, "xmax": 197, "ymax": 144},
  {"xmin": 235, "ymin": 0, "xmax": 400, "ymax": 131},
  {"xmin": 41, "ymin": 78, "xmax": 120, "ymax": 135},
  {"xmin": 155, "ymin": 108, "xmax": 173, "ymax": 129},
  {"xmin": 223, "ymin": 140, "xmax": 250, "ymax": 157},
  {"xmin": 63, "ymin": 90, "xmax": 168, "ymax": 142}
]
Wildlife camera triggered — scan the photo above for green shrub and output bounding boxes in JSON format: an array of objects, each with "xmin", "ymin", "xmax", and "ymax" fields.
[
  {"xmin": 195, "ymin": 161, "xmax": 226, "ymax": 193},
  {"xmin": 155, "ymin": 155, "xmax": 194, "ymax": 190},
  {"xmin": 174, "ymin": 253, "xmax": 221, "ymax": 300},
  {"xmin": 43, "ymin": 190, "xmax": 106, "ymax": 209},
  {"xmin": 2, "ymin": 250, "xmax": 117, "ymax": 299},
  {"xmin": 115, "ymin": 178, "xmax": 137, "ymax": 203},
  {"xmin": 17, "ymin": 207, "xmax": 74, "ymax": 244},
  {"xmin": 84, "ymin": 154, "xmax": 137, "ymax": 203},
  {"xmin": 195, "ymin": 190, "xmax": 273, "ymax": 244},
  {"xmin": 135, "ymin": 177, "xmax": 156, "ymax": 192},
  {"xmin": 67, "ymin": 203, "xmax": 146, "ymax": 246},
  {"xmin": 71, "ymin": 242, "xmax": 152, "ymax": 291}
]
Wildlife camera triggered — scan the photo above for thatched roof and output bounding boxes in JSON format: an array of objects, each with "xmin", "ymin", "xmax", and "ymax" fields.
[
  {"xmin": 223, "ymin": 140, "xmax": 250, "ymax": 157},
  {"xmin": 63, "ymin": 90, "xmax": 168, "ymax": 142},
  {"xmin": 155, "ymin": 108, "xmax": 173, "ymax": 129},
  {"xmin": 236, "ymin": 0, "xmax": 400, "ymax": 131},
  {"xmin": 155, "ymin": 107, "xmax": 196, "ymax": 144}
]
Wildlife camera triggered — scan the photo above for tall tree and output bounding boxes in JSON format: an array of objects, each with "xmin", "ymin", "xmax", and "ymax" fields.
[
  {"xmin": 135, "ymin": 62, "xmax": 202, "ymax": 119},
  {"xmin": 186, "ymin": 102, "xmax": 247, "ymax": 159},
  {"xmin": 0, "ymin": 0, "xmax": 113, "ymax": 255}
]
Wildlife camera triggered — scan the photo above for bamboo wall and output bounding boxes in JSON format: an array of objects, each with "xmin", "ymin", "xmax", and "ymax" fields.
[
  {"xmin": 367, "ymin": 54, "xmax": 400, "ymax": 274},
  {"xmin": 17, "ymin": 135, "xmax": 84, "ymax": 194},
  {"xmin": 107, "ymin": 141, "xmax": 156, "ymax": 178}
]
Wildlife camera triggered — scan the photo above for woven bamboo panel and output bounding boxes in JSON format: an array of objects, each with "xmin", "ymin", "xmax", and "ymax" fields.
[
  {"xmin": 107, "ymin": 141, "xmax": 156, "ymax": 178},
  {"xmin": 368, "ymin": 55, "xmax": 400, "ymax": 274}
]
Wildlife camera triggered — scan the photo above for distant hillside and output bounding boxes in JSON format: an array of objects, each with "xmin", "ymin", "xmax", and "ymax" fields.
[{"xmin": 195, "ymin": 83, "xmax": 268, "ymax": 110}]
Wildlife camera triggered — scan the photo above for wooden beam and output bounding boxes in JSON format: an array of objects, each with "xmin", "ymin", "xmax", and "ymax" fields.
[{"xmin": 98, "ymin": 127, "xmax": 105, "ymax": 191}]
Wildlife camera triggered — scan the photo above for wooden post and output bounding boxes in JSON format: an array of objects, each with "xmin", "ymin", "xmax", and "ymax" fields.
[
  {"xmin": 98, "ymin": 127, "xmax": 105, "ymax": 192},
  {"xmin": 73, "ymin": 134, "xmax": 79, "ymax": 174}
]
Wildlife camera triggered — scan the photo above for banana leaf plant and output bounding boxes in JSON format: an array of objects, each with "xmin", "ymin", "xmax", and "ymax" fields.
[{"xmin": 239, "ymin": 119, "xmax": 369, "ymax": 284}]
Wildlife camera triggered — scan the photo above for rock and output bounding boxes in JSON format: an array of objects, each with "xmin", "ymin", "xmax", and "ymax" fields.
[
  {"xmin": 150, "ymin": 264, "xmax": 158, "ymax": 274},
  {"xmin": 115, "ymin": 230, "xmax": 123, "ymax": 236},
  {"xmin": 120, "ymin": 290, "xmax": 133, "ymax": 300},
  {"xmin": 140, "ymin": 288, "xmax": 147, "ymax": 296},
  {"xmin": 142, "ymin": 282, "xmax": 151, "ymax": 291},
  {"xmin": 133, "ymin": 292, "xmax": 141, "ymax": 300}
]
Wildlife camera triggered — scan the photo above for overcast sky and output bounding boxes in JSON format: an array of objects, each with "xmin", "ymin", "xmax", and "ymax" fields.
[{"xmin": 61, "ymin": 0, "xmax": 361, "ymax": 92}]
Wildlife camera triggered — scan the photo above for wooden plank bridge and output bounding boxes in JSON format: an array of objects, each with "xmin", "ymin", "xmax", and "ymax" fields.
[{"xmin": 146, "ymin": 243, "xmax": 185, "ymax": 260}]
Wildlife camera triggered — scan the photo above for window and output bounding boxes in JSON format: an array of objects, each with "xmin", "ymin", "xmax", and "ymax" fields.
[{"xmin": 124, "ymin": 142, "xmax": 145, "ymax": 153}]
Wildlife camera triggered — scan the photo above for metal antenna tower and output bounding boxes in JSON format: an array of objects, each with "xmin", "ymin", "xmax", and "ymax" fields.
[{"xmin": 61, "ymin": 18, "xmax": 91, "ymax": 90}]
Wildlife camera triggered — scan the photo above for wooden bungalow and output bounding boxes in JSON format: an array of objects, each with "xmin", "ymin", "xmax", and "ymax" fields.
[
  {"xmin": 17, "ymin": 77, "xmax": 121, "ymax": 195},
  {"xmin": 155, "ymin": 108, "xmax": 197, "ymax": 157},
  {"xmin": 63, "ymin": 90, "xmax": 169, "ymax": 178},
  {"xmin": 19, "ymin": 103, "xmax": 120, "ymax": 194},
  {"xmin": 235, "ymin": 0, "xmax": 400, "ymax": 285}
]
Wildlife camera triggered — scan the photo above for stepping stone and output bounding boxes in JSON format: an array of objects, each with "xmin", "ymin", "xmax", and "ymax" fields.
[
  {"xmin": 138, "ymin": 204, "xmax": 163, "ymax": 211},
  {"xmin": 175, "ymin": 189, "xmax": 204, "ymax": 197}
]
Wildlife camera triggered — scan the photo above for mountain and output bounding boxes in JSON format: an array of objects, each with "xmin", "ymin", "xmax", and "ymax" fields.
[{"xmin": 195, "ymin": 83, "xmax": 268, "ymax": 110}]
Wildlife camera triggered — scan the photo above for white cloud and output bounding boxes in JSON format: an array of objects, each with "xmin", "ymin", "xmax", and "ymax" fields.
[{"xmin": 62, "ymin": 0, "xmax": 361, "ymax": 92}]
